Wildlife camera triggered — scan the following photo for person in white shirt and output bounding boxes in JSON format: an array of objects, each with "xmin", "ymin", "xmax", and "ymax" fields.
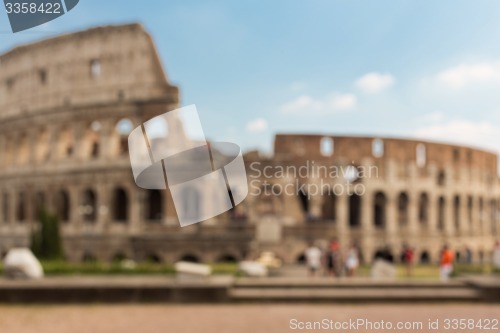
[{"xmin": 305, "ymin": 243, "xmax": 322, "ymax": 277}]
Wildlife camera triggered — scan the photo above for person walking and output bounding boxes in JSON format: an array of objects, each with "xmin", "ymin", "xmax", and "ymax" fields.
[
  {"xmin": 440, "ymin": 245, "xmax": 454, "ymax": 282},
  {"xmin": 305, "ymin": 242, "xmax": 322, "ymax": 277},
  {"xmin": 345, "ymin": 244, "xmax": 359, "ymax": 277},
  {"xmin": 402, "ymin": 244, "xmax": 415, "ymax": 278},
  {"xmin": 326, "ymin": 239, "xmax": 342, "ymax": 278}
]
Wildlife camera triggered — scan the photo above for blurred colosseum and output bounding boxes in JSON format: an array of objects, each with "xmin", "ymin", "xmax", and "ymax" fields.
[{"xmin": 0, "ymin": 23, "xmax": 498, "ymax": 265}]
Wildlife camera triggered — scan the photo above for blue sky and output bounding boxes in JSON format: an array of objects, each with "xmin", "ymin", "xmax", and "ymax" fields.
[{"xmin": 2, "ymin": 1, "xmax": 500, "ymax": 154}]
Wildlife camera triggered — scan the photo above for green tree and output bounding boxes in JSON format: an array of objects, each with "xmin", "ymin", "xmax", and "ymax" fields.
[{"xmin": 31, "ymin": 210, "xmax": 64, "ymax": 260}]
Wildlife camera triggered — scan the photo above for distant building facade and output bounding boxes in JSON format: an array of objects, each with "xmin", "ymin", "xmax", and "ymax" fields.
[{"xmin": 0, "ymin": 24, "xmax": 498, "ymax": 264}]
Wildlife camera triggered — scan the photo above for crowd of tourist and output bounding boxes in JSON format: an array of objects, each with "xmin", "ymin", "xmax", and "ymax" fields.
[{"xmin": 303, "ymin": 240, "xmax": 500, "ymax": 280}]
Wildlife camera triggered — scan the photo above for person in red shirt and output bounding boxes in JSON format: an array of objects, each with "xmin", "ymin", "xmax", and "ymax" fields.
[
  {"xmin": 440, "ymin": 245, "xmax": 454, "ymax": 282},
  {"xmin": 402, "ymin": 244, "xmax": 415, "ymax": 278}
]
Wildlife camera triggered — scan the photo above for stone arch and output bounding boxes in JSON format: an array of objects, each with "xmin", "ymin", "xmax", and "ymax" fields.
[
  {"xmin": 349, "ymin": 193, "xmax": 362, "ymax": 227},
  {"xmin": 321, "ymin": 190, "xmax": 336, "ymax": 221},
  {"xmin": 453, "ymin": 195, "xmax": 460, "ymax": 231},
  {"xmin": 35, "ymin": 127, "xmax": 50, "ymax": 162},
  {"xmin": 33, "ymin": 191, "xmax": 46, "ymax": 219},
  {"xmin": 298, "ymin": 188, "xmax": 310, "ymax": 215},
  {"xmin": 489, "ymin": 199, "xmax": 496, "ymax": 233},
  {"xmin": 467, "ymin": 196, "xmax": 473, "ymax": 229},
  {"xmin": 82, "ymin": 189, "xmax": 97, "ymax": 223},
  {"xmin": 479, "ymin": 197, "xmax": 484, "ymax": 230},
  {"xmin": 82, "ymin": 252, "xmax": 97, "ymax": 263},
  {"xmin": 437, "ymin": 196, "xmax": 446, "ymax": 231},
  {"xmin": 17, "ymin": 133, "xmax": 29, "ymax": 165},
  {"xmin": 374, "ymin": 191, "xmax": 387, "ymax": 228},
  {"xmin": 4, "ymin": 135, "xmax": 14, "ymax": 166},
  {"xmin": 320, "ymin": 137, "xmax": 334, "ymax": 157},
  {"xmin": 113, "ymin": 118, "xmax": 134, "ymax": 156},
  {"xmin": 16, "ymin": 191, "xmax": 26, "ymax": 222},
  {"xmin": 146, "ymin": 253, "xmax": 162, "ymax": 263},
  {"xmin": 57, "ymin": 126, "xmax": 74, "ymax": 159},
  {"xmin": 416, "ymin": 143, "xmax": 426, "ymax": 167},
  {"xmin": 216, "ymin": 253, "xmax": 238, "ymax": 263},
  {"xmin": 397, "ymin": 192, "xmax": 409, "ymax": 226},
  {"xmin": 437, "ymin": 170, "xmax": 446, "ymax": 186},
  {"xmin": 112, "ymin": 252, "xmax": 128, "ymax": 262},
  {"xmin": 2, "ymin": 192, "xmax": 9, "ymax": 223},
  {"xmin": 296, "ymin": 252, "xmax": 306, "ymax": 264},
  {"xmin": 83, "ymin": 121, "xmax": 101, "ymax": 159},
  {"xmin": 179, "ymin": 254, "xmax": 201, "ymax": 263},
  {"xmin": 418, "ymin": 192, "xmax": 429, "ymax": 225},
  {"xmin": 420, "ymin": 251, "xmax": 431, "ymax": 264},
  {"xmin": 56, "ymin": 190, "xmax": 70, "ymax": 222},
  {"xmin": 372, "ymin": 138, "xmax": 384, "ymax": 158},
  {"xmin": 145, "ymin": 189, "xmax": 163, "ymax": 221},
  {"xmin": 112, "ymin": 187, "xmax": 128, "ymax": 222}
]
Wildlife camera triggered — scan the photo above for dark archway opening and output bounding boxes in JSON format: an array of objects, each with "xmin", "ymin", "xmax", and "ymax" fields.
[{"xmin": 349, "ymin": 194, "xmax": 361, "ymax": 227}]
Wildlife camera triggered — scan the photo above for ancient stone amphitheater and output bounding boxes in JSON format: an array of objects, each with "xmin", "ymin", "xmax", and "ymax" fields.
[{"xmin": 0, "ymin": 24, "xmax": 498, "ymax": 264}]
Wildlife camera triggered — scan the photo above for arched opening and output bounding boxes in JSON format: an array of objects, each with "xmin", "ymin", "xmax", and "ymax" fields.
[
  {"xmin": 349, "ymin": 194, "xmax": 362, "ymax": 227},
  {"xmin": 58, "ymin": 127, "xmax": 74, "ymax": 158},
  {"xmin": 467, "ymin": 196, "xmax": 473, "ymax": 229},
  {"xmin": 36, "ymin": 128, "xmax": 50, "ymax": 162},
  {"xmin": 296, "ymin": 253, "xmax": 306, "ymax": 264},
  {"xmin": 180, "ymin": 254, "xmax": 200, "ymax": 263},
  {"xmin": 397, "ymin": 192, "xmax": 409, "ymax": 226},
  {"xmin": 146, "ymin": 254, "xmax": 162, "ymax": 264},
  {"xmin": 374, "ymin": 192, "xmax": 386, "ymax": 228},
  {"xmin": 320, "ymin": 137, "xmax": 334, "ymax": 157},
  {"xmin": 2, "ymin": 193, "xmax": 9, "ymax": 223},
  {"xmin": 454, "ymin": 195, "xmax": 460, "ymax": 231},
  {"xmin": 217, "ymin": 254, "xmax": 238, "ymax": 263},
  {"xmin": 490, "ymin": 199, "xmax": 496, "ymax": 233},
  {"xmin": 146, "ymin": 190, "xmax": 163, "ymax": 221},
  {"xmin": 112, "ymin": 253, "xmax": 127, "ymax": 263},
  {"xmin": 17, "ymin": 133, "xmax": 29, "ymax": 165},
  {"xmin": 180, "ymin": 186, "xmax": 201, "ymax": 222},
  {"xmin": 82, "ymin": 189, "xmax": 97, "ymax": 223},
  {"xmin": 372, "ymin": 138, "xmax": 384, "ymax": 158},
  {"xmin": 115, "ymin": 118, "xmax": 133, "ymax": 156},
  {"xmin": 437, "ymin": 196, "xmax": 445, "ymax": 231},
  {"xmin": 33, "ymin": 192, "xmax": 45, "ymax": 219},
  {"xmin": 418, "ymin": 193, "xmax": 429, "ymax": 225},
  {"xmin": 420, "ymin": 251, "xmax": 430, "ymax": 264},
  {"xmin": 85, "ymin": 121, "xmax": 101, "ymax": 159},
  {"xmin": 479, "ymin": 197, "xmax": 484, "ymax": 230},
  {"xmin": 437, "ymin": 170, "xmax": 446, "ymax": 186},
  {"xmin": 56, "ymin": 190, "xmax": 70, "ymax": 222},
  {"xmin": 90, "ymin": 59, "xmax": 101, "ymax": 78},
  {"xmin": 82, "ymin": 252, "xmax": 97, "ymax": 263},
  {"xmin": 298, "ymin": 189, "xmax": 310, "ymax": 215},
  {"xmin": 112, "ymin": 187, "xmax": 128, "ymax": 222},
  {"xmin": 321, "ymin": 190, "xmax": 336, "ymax": 221},
  {"xmin": 16, "ymin": 192, "xmax": 26, "ymax": 223}
]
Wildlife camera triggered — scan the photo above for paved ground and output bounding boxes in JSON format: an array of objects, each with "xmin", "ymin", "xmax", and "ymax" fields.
[{"xmin": 0, "ymin": 304, "xmax": 498, "ymax": 333}]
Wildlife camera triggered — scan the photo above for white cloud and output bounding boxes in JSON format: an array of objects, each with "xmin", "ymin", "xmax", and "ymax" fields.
[
  {"xmin": 281, "ymin": 95, "xmax": 323, "ymax": 114},
  {"xmin": 246, "ymin": 118, "xmax": 268, "ymax": 133},
  {"xmin": 280, "ymin": 93, "xmax": 356, "ymax": 114},
  {"xmin": 329, "ymin": 93, "xmax": 357, "ymax": 110},
  {"xmin": 355, "ymin": 72, "xmax": 395, "ymax": 93},
  {"xmin": 435, "ymin": 62, "xmax": 500, "ymax": 88},
  {"xmin": 417, "ymin": 111, "xmax": 445, "ymax": 124},
  {"xmin": 413, "ymin": 119, "xmax": 499, "ymax": 151}
]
